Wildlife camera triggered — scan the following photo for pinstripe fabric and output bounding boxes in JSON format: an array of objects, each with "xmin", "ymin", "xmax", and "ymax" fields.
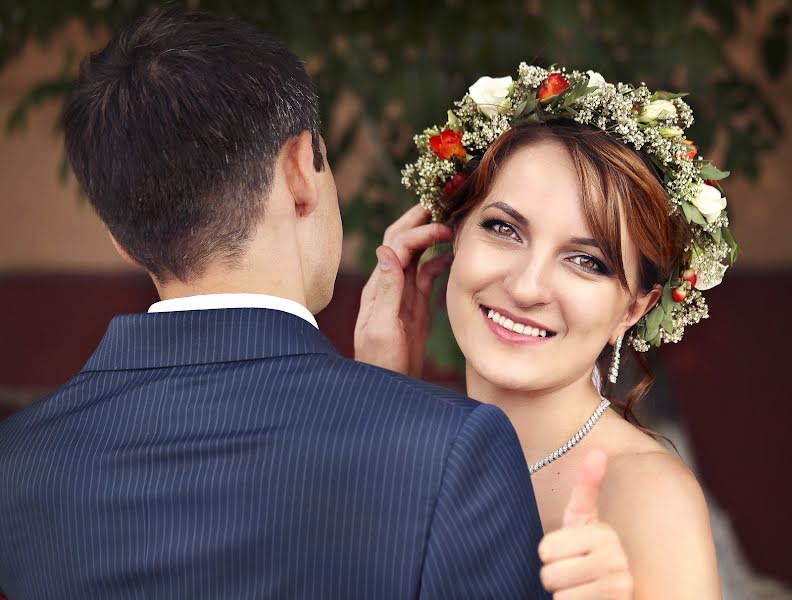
[{"xmin": 0, "ymin": 309, "xmax": 549, "ymax": 599}]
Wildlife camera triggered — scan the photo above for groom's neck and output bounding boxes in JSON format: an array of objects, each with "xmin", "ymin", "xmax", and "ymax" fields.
[{"xmin": 153, "ymin": 261, "xmax": 309, "ymax": 308}]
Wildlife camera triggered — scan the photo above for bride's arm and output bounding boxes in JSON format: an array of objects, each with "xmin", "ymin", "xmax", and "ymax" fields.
[{"xmin": 600, "ymin": 452, "xmax": 722, "ymax": 598}]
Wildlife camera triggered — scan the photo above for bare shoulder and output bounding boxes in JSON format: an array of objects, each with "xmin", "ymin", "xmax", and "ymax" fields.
[
  {"xmin": 599, "ymin": 446, "xmax": 721, "ymax": 597},
  {"xmin": 601, "ymin": 448, "xmax": 708, "ymax": 525}
]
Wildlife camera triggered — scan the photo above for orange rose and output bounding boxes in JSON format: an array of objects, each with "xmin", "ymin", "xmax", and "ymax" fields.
[
  {"xmin": 538, "ymin": 73, "xmax": 570, "ymax": 101},
  {"xmin": 430, "ymin": 129, "xmax": 466, "ymax": 160},
  {"xmin": 684, "ymin": 140, "xmax": 697, "ymax": 160}
]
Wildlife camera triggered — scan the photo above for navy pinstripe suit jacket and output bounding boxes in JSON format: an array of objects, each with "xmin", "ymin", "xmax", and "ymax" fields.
[{"xmin": 0, "ymin": 309, "xmax": 549, "ymax": 599}]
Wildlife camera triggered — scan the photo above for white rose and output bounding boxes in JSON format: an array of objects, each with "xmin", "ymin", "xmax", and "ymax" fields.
[
  {"xmin": 638, "ymin": 99, "xmax": 677, "ymax": 122},
  {"xmin": 586, "ymin": 70, "xmax": 606, "ymax": 89},
  {"xmin": 694, "ymin": 263, "xmax": 728, "ymax": 290},
  {"xmin": 468, "ymin": 75, "xmax": 513, "ymax": 119},
  {"xmin": 690, "ymin": 183, "xmax": 727, "ymax": 223}
]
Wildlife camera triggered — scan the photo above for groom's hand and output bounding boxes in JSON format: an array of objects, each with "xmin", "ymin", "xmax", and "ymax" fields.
[
  {"xmin": 538, "ymin": 450, "xmax": 634, "ymax": 599},
  {"xmin": 354, "ymin": 204, "xmax": 452, "ymax": 377}
]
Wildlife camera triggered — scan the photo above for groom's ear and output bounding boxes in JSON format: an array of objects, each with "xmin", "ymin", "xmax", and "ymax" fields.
[
  {"xmin": 109, "ymin": 233, "xmax": 142, "ymax": 269},
  {"xmin": 283, "ymin": 130, "xmax": 319, "ymax": 219}
]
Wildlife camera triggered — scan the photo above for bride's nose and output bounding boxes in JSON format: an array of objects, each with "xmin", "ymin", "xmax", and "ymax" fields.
[{"xmin": 502, "ymin": 252, "xmax": 553, "ymax": 308}]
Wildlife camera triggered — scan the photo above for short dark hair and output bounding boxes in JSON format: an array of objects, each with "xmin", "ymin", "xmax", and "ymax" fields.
[{"xmin": 62, "ymin": 5, "xmax": 324, "ymax": 281}]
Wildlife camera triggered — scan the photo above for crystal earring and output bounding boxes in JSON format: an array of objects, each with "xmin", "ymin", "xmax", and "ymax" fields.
[{"xmin": 608, "ymin": 334, "xmax": 624, "ymax": 384}]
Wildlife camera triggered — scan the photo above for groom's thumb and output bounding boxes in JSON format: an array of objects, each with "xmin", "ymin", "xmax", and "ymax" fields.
[{"xmin": 562, "ymin": 449, "xmax": 607, "ymax": 528}]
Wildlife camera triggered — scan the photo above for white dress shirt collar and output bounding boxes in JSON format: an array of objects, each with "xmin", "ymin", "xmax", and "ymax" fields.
[{"xmin": 148, "ymin": 293, "xmax": 318, "ymax": 329}]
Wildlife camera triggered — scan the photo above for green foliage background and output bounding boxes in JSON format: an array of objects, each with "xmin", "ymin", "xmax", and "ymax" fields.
[{"xmin": 1, "ymin": 0, "xmax": 789, "ymax": 370}]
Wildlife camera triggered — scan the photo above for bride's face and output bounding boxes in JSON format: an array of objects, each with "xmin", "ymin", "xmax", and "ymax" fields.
[{"xmin": 446, "ymin": 139, "xmax": 652, "ymax": 393}]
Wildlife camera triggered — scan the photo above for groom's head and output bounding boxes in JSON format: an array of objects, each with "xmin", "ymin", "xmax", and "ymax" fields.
[{"xmin": 63, "ymin": 6, "xmax": 342, "ymax": 311}]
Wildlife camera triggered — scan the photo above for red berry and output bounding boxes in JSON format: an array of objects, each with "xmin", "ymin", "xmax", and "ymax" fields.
[
  {"xmin": 672, "ymin": 286, "xmax": 688, "ymax": 303},
  {"xmin": 681, "ymin": 269, "xmax": 697, "ymax": 287},
  {"xmin": 442, "ymin": 171, "xmax": 467, "ymax": 196}
]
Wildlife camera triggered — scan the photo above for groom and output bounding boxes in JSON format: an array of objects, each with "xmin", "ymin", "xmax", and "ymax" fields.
[{"xmin": 0, "ymin": 6, "xmax": 550, "ymax": 599}]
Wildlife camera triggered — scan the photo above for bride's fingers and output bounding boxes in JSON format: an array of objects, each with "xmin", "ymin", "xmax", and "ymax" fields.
[
  {"xmin": 540, "ymin": 555, "xmax": 598, "ymax": 592},
  {"xmin": 382, "ymin": 203, "xmax": 433, "ymax": 244},
  {"xmin": 538, "ymin": 523, "xmax": 616, "ymax": 564},
  {"xmin": 355, "ymin": 246, "xmax": 407, "ymax": 364},
  {"xmin": 545, "ymin": 574, "xmax": 633, "ymax": 600},
  {"xmin": 356, "ymin": 262, "xmax": 382, "ymax": 332},
  {"xmin": 387, "ymin": 223, "xmax": 453, "ymax": 268},
  {"xmin": 416, "ymin": 251, "xmax": 454, "ymax": 298}
]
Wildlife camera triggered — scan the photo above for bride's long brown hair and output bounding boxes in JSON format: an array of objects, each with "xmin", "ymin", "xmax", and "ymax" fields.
[{"xmin": 444, "ymin": 120, "xmax": 689, "ymax": 428}]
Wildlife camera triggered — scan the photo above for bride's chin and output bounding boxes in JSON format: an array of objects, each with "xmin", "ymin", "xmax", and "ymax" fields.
[{"xmin": 467, "ymin": 356, "xmax": 541, "ymax": 393}]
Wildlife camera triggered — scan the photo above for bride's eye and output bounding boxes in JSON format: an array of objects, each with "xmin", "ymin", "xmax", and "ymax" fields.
[
  {"xmin": 569, "ymin": 254, "xmax": 608, "ymax": 274},
  {"xmin": 479, "ymin": 218, "xmax": 521, "ymax": 241}
]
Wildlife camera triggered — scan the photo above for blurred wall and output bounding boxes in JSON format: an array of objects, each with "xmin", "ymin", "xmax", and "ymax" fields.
[{"xmin": 1, "ymin": 8, "xmax": 792, "ymax": 273}]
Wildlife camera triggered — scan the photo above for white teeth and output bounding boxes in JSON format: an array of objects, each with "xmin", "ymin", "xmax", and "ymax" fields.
[{"xmin": 485, "ymin": 309, "xmax": 549, "ymax": 338}]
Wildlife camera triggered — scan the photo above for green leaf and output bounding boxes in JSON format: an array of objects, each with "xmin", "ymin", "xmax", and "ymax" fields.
[
  {"xmin": 722, "ymin": 227, "xmax": 741, "ymax": 264},
  {"xmin": 661, "ymin": 315, "xmax": 675, "ymax": 334},
  {"xmin": 645, "ymin": 305, "xmax": 665, "ymax": 342},
  {"xmin": 699, "ymin": 163, "xmax": 731, "ymax": 180},
  {"xmin": 636, "ymin": 318, "xmax": 647, "ymax": 341},
  {"xmin": 561, "ymin": 79, "xmax": 590, "ymax": 107},
  {"xmin": 709, "ymin": 227, "xmax": 723, "ymax": 244},
  {"xmin": 661, "ymin": 283, "xmax": 676, "ymax": 313},
  {"xmin": 681, "ymin": 201, "xmax": 708, "ymax": 226},
  {"xmin": 651, "ymin": 91, "xmax": 689, "ymax": 101}
]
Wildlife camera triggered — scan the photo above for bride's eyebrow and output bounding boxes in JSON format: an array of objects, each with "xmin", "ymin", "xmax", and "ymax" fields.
[
  {"xmin": 569, "ymin": 236, "xmax": 602, "ymax": 250},
  {"xmin": 482, "ymin": 201, "xmax": 527, "ymax": 225}
]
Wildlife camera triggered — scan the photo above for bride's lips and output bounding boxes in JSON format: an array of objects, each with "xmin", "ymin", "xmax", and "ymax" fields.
[{"xmin": 480, "ymin": 305, "xmax": 556, "ymax": 345}]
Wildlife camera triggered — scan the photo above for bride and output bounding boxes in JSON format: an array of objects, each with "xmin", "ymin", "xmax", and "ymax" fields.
[{"xmin": 355, "ymin": 65, "xmax": 736, "ymax": 597}]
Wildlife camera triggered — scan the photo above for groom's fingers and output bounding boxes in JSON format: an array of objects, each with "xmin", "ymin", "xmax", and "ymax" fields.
[
  {"xmin": 562, "ymin": 449, "xmax": 608, "ymax": 528},
  {"xmin": 383, "ymin": 203, "xmax": 432, "ymax": 242}
]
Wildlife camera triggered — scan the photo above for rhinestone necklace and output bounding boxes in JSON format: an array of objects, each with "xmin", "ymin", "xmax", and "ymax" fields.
[{"xmin": 528, "ymin": 399, "xmax": 611, "ymax": 475}]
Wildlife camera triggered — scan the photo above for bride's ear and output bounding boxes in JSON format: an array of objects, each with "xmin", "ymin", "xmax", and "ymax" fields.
[{"xmin": 610, "ymin": 283, "xmax": 662, "ymax": 345}]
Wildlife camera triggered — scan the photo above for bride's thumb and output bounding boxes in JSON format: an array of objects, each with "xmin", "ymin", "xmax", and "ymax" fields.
[
  {"xmin": 562, "ymin": 449, "xmax": 607, "ymax": 528},
  {"xmin": 373, "ymin": 245, "xmax": 405, "ymax": 320}
]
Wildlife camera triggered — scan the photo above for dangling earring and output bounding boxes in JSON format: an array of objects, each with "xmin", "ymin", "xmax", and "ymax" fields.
[{"xmin": 608, "ymin": 334, "xmax": 624, "ymax": 384}]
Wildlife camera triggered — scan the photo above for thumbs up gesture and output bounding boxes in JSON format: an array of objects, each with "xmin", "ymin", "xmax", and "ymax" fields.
[{"xmin": 538, "ymin": 450, "xmax": 634, "ymax": 598}]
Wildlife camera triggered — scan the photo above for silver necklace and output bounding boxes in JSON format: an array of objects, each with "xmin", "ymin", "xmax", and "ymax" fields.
[{"xmin": 528, "ymin": 399, "xmax": 611, "ymax": 475}]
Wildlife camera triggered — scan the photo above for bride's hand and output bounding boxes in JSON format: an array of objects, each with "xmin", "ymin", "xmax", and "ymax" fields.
[
  {"xmin": 354, "ymin": 204, "xmax": 453, "ymax": 377},
  {"xmin": 538, "ymin": 450, "xmax": 634, "ymax": 599}
]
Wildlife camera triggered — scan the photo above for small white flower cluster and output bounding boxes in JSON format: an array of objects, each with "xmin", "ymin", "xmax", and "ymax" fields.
[
  {"xmin": 402, "ymin": 64, "xmax": 739, "ymax": 350},
  {"xmin": 663, "ymin": 289, "xmax": 710, "ymax": 344}
]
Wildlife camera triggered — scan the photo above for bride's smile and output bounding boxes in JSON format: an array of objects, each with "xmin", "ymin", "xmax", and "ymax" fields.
[{"xmin": 446, "ymin": 139, "xmax": 652, "ymax": 396}]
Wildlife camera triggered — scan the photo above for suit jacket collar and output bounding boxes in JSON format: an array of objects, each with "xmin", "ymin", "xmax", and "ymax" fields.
[{"xmin": 82, "ymin": 308, "xmax": 338, "ymax": 372}]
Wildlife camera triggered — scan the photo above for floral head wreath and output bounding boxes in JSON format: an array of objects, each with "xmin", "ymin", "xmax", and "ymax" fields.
[{"xmin": 402, "ymin": 63, "xmax": 739, "ymax": 352}]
